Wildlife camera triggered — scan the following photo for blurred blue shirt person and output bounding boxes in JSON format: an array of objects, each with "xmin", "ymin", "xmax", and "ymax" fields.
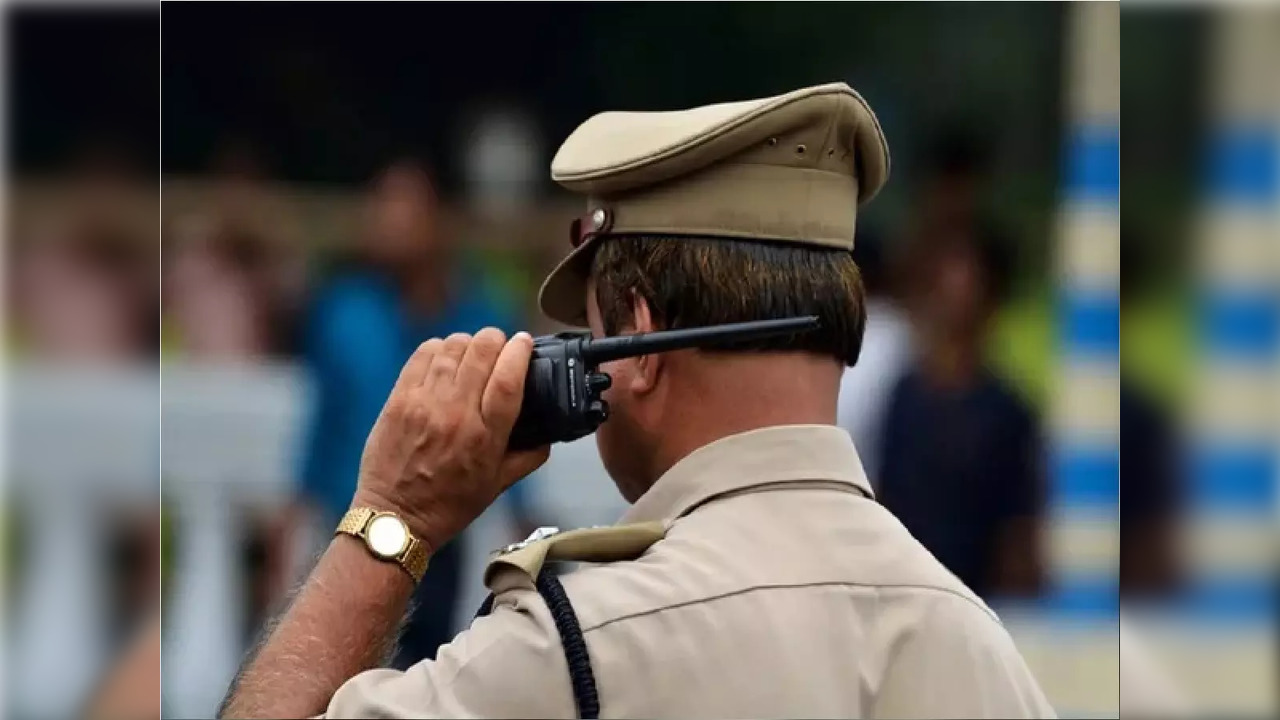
[
  {"xmin": 297, "ymin": 160, "xmax": 537, "ymax": 668},
  {"xmin": 300, "ymin": 271, "xmax": 526, "ymax": 525},
  {"xmin": 876, "ymin": 135, "xmax": 1045, "ymax": 601}
]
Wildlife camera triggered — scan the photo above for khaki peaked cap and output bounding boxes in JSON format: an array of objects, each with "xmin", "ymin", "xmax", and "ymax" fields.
[{"xmin": 538, "ymin": 82, "xmax": 891, "ymax": 325}]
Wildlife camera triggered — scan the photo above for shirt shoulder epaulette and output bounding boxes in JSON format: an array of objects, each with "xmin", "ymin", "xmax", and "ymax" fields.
[{"xmin": 483, "ymin": 523, "xmax": 666, "ymax": 593}]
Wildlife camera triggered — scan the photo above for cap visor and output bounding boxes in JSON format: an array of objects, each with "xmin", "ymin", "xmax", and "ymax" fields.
[{"xmin": 537, "ymin": 236, "xmax": 599, "ymax": 326}]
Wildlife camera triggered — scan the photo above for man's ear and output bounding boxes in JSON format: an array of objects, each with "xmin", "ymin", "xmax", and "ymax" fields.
[
  {"xmin": 628, "ymin": 293, "xmax": 663, "ymax": 393},
  {"xmin": 629, "ymin": 290, "xmax": 656, "ymax": 334}
]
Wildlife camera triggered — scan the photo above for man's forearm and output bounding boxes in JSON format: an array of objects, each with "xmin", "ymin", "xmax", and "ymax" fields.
[
  {"xmin": 219, "ymin": 329, "xmax": 543, "ymax": 716},
  {"xmin": 219, "ymin": 535, "xmax": 418, "ymax": 719}
]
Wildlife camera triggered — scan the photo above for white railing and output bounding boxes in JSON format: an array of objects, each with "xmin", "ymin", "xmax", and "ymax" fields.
[
  {"xmin": 5, "ymin": 361, "xmax": 629, "ymax": 718},
  {"xmin": 159, "ymin": 362, "xmax": 309, "ymax": 718},
  {"xmin": 9, "ymin": 362, "xmax": 1272, "ymax": 718},
  {"xmin": 157, "ymin": 361, "xmax": 630, "ymax": 718},
  {"xmin": 7, "ymin": 364, "xmax": 158, "ymax": 719}
]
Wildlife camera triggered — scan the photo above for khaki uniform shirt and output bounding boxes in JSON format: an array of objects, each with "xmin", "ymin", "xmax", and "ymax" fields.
[{"xmin": 323, "ymin": 425, "xmax": 1056, "ymax": 719}]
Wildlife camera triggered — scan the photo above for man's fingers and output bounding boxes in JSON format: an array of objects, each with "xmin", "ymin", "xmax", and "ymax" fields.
[
  {"xmin": 394, "ymin": 338, "xmax": 443, "ymax": 392},
  {"xmin": 455, "ymin": 327, "xmax": 507, "ymax": 402},
  {"xmin": 480, "ymin": 332, "xmax": 534, "ymax": 433},
  {"xmin": 426, "ymin": 333, "xmax": 472, "ymax": 392}
]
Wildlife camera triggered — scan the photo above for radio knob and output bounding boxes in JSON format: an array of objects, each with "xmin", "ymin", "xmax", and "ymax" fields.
[
  {"xmin": 586, "ymin": 372, "xmax": 613, "ymax": 395},
  {"xmin": 585, "ymin": 400, "xmax": 610, "ymax": 424}
]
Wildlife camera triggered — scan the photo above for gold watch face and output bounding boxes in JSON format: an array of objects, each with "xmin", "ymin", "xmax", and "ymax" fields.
[{"xmin": 366, "ymin": 513, "xmax": 410, "ymax": 559}]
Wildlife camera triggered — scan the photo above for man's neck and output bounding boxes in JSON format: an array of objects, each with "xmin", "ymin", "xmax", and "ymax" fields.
[{"xmin": 644, "ymin": 353, "xmax": 843, "ymax": 486}]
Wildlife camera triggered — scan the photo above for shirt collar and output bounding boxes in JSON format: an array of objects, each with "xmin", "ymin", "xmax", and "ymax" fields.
[{"xmin": 620, "ymin": 424, "xmax": 875, "ymax": 524}]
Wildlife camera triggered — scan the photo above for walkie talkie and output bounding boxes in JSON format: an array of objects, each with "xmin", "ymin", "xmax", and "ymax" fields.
[{"xmin": 506, "ymin": 315, "xmax": 821, "ymax": 450}]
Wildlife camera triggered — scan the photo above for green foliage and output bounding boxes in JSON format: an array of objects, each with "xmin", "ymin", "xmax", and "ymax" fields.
[
  {"xmin": 989, "ymin": 291, "xmax": 1056, "ymax": 414},
  {"xmin": 988, "ymin": 289, "xmax": 1192, "ymax": 419},
  {"xmin": 1122, "ymin": 289, "xmax": 1194, "ymax": 411}
]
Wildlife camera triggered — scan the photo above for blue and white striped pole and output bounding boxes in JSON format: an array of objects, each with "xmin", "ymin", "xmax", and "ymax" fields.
[
  {"xmin": 1137, "ymin": 11, "xmax": 1280, "ymax": 715},
  {"xmin": 1188, "ymin": 9, "xmax": 1278, "ymax": 629},
  {"xmin": 1004, "ymin": 5, "xmax": 1120, "ymax": 716},
  {"xmin": 1049, "ymin": 1, "xmax": 1120, "ymax": 621}
]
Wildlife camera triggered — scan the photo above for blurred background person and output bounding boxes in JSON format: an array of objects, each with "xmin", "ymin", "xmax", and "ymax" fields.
[
  {"xmin": 836, "ymin": 228, "xmax": 913, "ymax": 473},
  {"xmin": 11, "ymin": 141, "xmax": 157, "ymax": 364},
  {"xmin": 1117, "ymin": 386, "xmax": 1182, "ymax": 597},
  {"xmin": 11, "ymin": 217, "xmax": 153, "ymax": 363},
  {"xmin": 1118, "ymin": 226, "xmax": 1184, "ymax": 598},
  {"xmin": 202, "ymin": 136, "xmax": 310, "ymax": 325},
  {"xmin": 289, "ymin": 158, "xmax": 546, "ymax": 668},
  {"xmin": 163, "ymin": 217, "xmax": 290, "ymax": 361},
  {"xmin": 876, "ymin": 132, "xmax": 1046, "ymax": 600},
  {"xmin": 163, "ymin": 137, "xmax": 305, "ymax": 362}
]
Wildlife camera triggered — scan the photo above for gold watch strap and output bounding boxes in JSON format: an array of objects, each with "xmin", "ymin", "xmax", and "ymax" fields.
[
  {"xmin": 335, "ymin": 507, "xmax": 429, "ymax": 584},
  {"xmin": 402, "ymin": 538, "xmax": 430, "ymax": 583},
  {"xmin": 336, "ymin": 507, "xmax": 375, "ymax": 537}
]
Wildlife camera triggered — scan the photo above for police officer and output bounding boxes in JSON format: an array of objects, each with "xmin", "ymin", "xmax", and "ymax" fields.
[{"xmin": 220, "ymin": 82, "xmax": 1056, "ymax": 719}]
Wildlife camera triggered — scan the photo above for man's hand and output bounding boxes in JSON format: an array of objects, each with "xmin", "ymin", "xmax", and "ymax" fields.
[
  {"xmin": 219, "ymin": 328, "xmax": 550, "ymax": 719},
  {"xmin": 352, "ymin": 327, "xmax": 551, "ymax": 556}
]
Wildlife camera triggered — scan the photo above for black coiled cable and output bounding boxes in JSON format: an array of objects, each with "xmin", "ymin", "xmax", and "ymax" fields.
[{"xmin": 474, "ymin": 567, "xmax": 599, "ymax": 719}]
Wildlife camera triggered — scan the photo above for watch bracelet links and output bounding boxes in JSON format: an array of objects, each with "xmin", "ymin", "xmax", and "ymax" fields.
[
  {"xmin": 336, "ymin": 507, "xmax": 375, "ymax": 537},
  {"xmin": 402, "ymin": 538, "xmax": 430, "ymax": 582},
  {"xmin": 335, "ymin": 507, "xmax": 430, "ymax": 583}
]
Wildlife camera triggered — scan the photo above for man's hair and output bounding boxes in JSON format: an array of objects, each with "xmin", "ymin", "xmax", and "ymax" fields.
[{"xmin": 590, "ymin": 235, "xmax": 867, "ymax": 367}]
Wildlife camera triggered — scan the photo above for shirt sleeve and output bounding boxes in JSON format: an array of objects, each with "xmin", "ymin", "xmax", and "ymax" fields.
[{"xmin": 320, "ymin": 588, "xmax": 578, "ymax": 719}]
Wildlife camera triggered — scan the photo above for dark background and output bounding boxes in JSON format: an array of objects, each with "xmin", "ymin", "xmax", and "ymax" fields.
[
  {"xmin": 1121, "ymin": 7, "xmax": 1209, "ymax": 290},
  {"xmin": 7, "ymin": 2, "xmax": 1210, "ymax": 285},
  {"xmin": 156, "ymin": 2, "xmax": 1069, "ymax": 197},
  {"xmin": 6, "ymin": 6, "xmax": 159, "ymax": 175}
]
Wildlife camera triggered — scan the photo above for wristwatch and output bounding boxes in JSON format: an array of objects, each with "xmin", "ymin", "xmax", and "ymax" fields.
[{"xmin": 335, "ymin": 508, "xmax": 430, "ymax": 583}]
